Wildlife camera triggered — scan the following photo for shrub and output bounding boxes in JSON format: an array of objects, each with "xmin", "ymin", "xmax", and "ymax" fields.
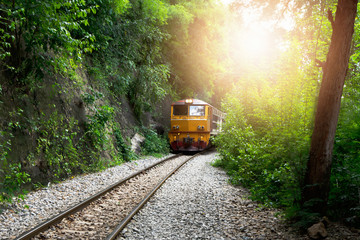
[
  {"xmin": 114, "ymin": 128, "xmax": 137, "ymax": 162},
  {"xmin": 214, "ymin": 93, "xmax": 309, "ymax": 210},
  {"xmin": 141, "ymin": 128, "xmax": 169, "ymax": 156},
  {"xmin": 0, "ymin": 163, "xmax": 31, "ymax": 203}
]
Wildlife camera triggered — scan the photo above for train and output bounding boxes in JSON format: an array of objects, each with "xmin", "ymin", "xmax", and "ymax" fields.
[{"xmin": 168, "ymin": 99, "xmax": 225, "ymax": 152}]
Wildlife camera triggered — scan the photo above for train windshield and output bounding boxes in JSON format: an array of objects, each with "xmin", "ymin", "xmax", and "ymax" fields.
[
  {"xmin": 189, "ymin": 105, "xmax": 205, "ymax": 116},
  {"xmin": 173, "ymin": 105, "xmax": 188, "ymax": 115}
]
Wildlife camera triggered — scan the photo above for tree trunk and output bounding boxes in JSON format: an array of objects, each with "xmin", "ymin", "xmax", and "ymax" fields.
[{"xmin": 301, "ymin": 0, "xmax": 358, "ymax": 215}]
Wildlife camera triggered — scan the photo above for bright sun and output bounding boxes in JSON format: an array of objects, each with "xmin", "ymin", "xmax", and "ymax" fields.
[
  {"xmin": 228, "ymin": 21, "xmax": 276, "ymax": 63},
  {"xmin": 240, "ymin": 24, "xmax": 272, "ymax": 59},
  {"xmin": 224, "ymin": 1, "xmax": 293, "ymax": 62}
]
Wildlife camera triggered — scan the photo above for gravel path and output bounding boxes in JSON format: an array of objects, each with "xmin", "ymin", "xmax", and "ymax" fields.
[
  {"xmin": 117, "ymin": 151, "xmax": 293, "ymax": 240},
  {"xmin": 0, "ymin": 154, "xmax": 175, "ymax": 240}
]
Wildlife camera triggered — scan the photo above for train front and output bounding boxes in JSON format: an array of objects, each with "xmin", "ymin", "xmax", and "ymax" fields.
[{"xmin": 168, "ymin": 99, "xmax": 210, "ymax": 152}]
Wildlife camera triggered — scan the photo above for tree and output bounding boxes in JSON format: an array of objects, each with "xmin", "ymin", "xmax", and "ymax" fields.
[{"xmin": 301, "ymin": 0, "xmax": 358, "ymax": 215}]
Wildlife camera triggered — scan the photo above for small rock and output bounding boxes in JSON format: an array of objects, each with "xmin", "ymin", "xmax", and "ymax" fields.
[
  {"xmin": 308, "ymin": 222, "xmax": 328, "ymax": 239},
  {"xmin": 321, "ymin": 216, "xmax": 330, "ymax": 227},
  {"xmin": 131, "ymin": 133, "xmax": 145, "ymax": 154}
]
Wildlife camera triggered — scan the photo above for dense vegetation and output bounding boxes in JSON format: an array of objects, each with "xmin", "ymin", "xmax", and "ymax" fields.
[
  {"xmin": 214, "ymin": 0, "xmax": 360, "ymax": 228},
  {"xmin": 1, "ymin": 0, "xmax": 359, "ymax": 230},
  {"xmin": 0, "ymin": 0, "xmax": 225, "ymax": 204}
]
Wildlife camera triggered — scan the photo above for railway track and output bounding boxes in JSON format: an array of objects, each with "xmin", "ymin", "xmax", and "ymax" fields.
[{"xmin": 15, "ymin": 153, "xmax": 201, "ymax": 239}]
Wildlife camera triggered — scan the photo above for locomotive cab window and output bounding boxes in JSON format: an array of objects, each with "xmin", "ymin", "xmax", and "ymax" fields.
[
  {"xmin": 173, "ymin": 105, "xmax": 188, "ymax": 115},
  {"xmin": 189, "ymin": 105, "xmax": 205, "ymax": 116}
]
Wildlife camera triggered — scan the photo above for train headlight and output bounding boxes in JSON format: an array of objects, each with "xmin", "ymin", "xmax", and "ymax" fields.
[
  {"xmin": 173, "ymin": 135, "xmax": 177, "ymax": 140},
  {"xmin": 197, "ymin": 125, "xmax": 205, "ymax": 130},
  {"xmin": 185, "ymin": 99, "xmax": 193, "ymax": 104}
]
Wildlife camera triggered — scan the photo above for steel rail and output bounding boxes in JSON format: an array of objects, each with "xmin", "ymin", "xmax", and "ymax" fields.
[
  {"xmin": 15, "ymin": 154, "xmax": 182, "ymax": 240},
  {"xmin": 106, "ymin": 152, "xmax": 201, "ymax": 240}
]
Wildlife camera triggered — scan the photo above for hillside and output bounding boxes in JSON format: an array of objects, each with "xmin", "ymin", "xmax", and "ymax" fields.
[{"xmin": 0, "ymin": 0, "xmax": 226, "ymax": 202}]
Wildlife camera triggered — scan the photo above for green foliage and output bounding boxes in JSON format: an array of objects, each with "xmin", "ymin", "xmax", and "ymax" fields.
[
  {"xmin": 214, "ymin": 92, "xmax": 309, "ymax": 209},
  {"xmin": 112, "ymin": 0, "xmax": 131, "ymax": 15},
  {"xmin": 83, "ymin": 0, "xmax": 173, "ymax": 121},
  {"xmin": 0, "ymin": 7, "xmax": 16, "ymax": 70},
  {"xmin": 214, "ymin": 31, "xmax": 316, "ymax": 211},
  {"xmin": 34, "ymin": 111, "xmax": 80, "ymax": 179},
  {"xmin": 0, "ymin": 130, "xmax": 11, "ymax": 168},
  {"xmin": 164, "ymin": 0, "xmax": 228, "ymax": 100},
  {"xmin": 213, "ymin": 0, "xmax": 360, "ymax": 228},
  {"xmin": 81, "ymin": 105, "xmax": 115, "ymax": 166},
  {"xmin": 141, "ymin": 128, "xmax": 169, "ymax": 156},
  {"xmin": 0, "ymin": 163, "xmax": 31, "ymax": 203},
  {"xmin": 114, "ymin": 127, "xmax": 137, "ymax": 162},
  {"xmin": 0, "ymin": 0, "xmax": 227, "ymax": 205},
  {"xmin": 1, "ymin": 0, "xmax": 179, "ymax": 204},
  {"xmin": 82, "ymin": 89, "xmax": 104, "ymax": 105},
  {"xmin": 0, "ymin": 0, "xmax": 358, "ymax": 229},
  {"xmin": 129, "ymin": 64, "xmax": 170, "ymax": 119},
  {"xmin": 326, "ymin": 19, "xmax": 360, "ymax": 225},
  {"xmin": 142, "ymin": 0, "xmax": 168, "ymax": 24},
  {"xmin": 0, "ymin": 108, "xmax": 28, "ymax": 204},
  {"xmin": 0, "ymin": 0, "xmax": 100, "ymax": 80}
]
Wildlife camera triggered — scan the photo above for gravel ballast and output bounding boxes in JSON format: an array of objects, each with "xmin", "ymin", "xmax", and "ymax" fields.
[
  {"xmin": 34, "ymin": 155, "xmax": 189, "ymax": 239},
  {"xmin": 0, "ymin": 154, "xmax": 175, "ymax": 240},
  {"xmin": 117, "ymin": 151, "xmax": 359, "ymax": 240},
  {"xmin": 117, "ymin": 151, "xmax": 291, "ymax": 240},
  {"xmin": 2, "ymin": 151, "xmax": 358, "ymax": 239}
]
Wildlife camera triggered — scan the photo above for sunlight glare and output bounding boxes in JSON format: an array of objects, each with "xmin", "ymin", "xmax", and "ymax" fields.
[
  {"xmin": 229, "ymin": 21, "xmax": 275, "ymax": 63},
  {"xmin": 226, "ymin": 13, "xmax": 292, "ymax": 65},
  {"xmin": 241, "ymin": 24, "xmax": 272, "ymax": 59}
]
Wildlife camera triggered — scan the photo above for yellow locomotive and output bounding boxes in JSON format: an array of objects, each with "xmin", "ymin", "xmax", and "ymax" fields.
[{"xmin": 168, "ymin": 99, "xmax": 225, "ymax": 152}]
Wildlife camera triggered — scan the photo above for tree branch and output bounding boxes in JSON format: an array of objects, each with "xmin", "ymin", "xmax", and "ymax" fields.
[
  {"xmin": 315, "ymin": 59, "xmax": 326, "ymax": 69},
  {"xmin": 327, "ymin": 9, "xmax": 335, "ymax": 29}
]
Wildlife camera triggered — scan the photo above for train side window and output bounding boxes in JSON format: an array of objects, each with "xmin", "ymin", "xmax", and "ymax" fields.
[
  {"xmin": 189, "ymin": 105, "xmax": 205, "ymax": 116},
  {"xmin": 173, "ymin": 105, "xmax": 188, "ymax": 115}
]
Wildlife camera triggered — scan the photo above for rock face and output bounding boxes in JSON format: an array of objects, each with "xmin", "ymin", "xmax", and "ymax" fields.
[
  {"xmin": 308, "ymin": 222, "xmax": 328, "ymax": 239},
  {"xmin": 131, "ymin": 133, "xmax": 145, "ymax": 154},
  {"xmin": 0, "ymin": 69, "xmax": 142, "ymax": 184}
]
